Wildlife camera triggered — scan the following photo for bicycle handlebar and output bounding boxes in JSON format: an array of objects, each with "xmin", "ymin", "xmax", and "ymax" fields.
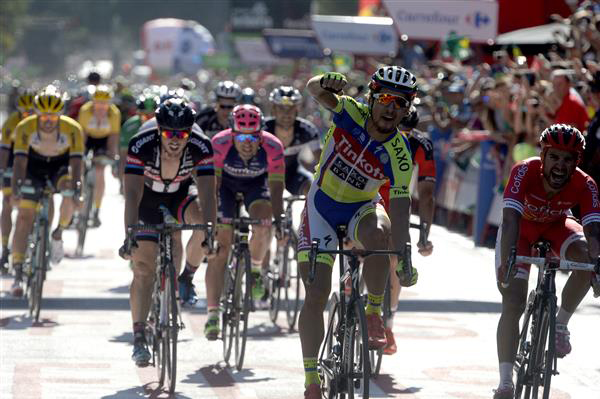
[{"xmin": 284, "ymin": 195, "xmax": 306, "ymax": 204}]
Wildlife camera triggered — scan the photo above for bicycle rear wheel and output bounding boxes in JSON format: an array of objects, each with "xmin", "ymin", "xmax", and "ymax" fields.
[
  {"xmin": 320, "ymin": 292, "xmax": 342, "ymax": 399},
  {"xmin": 268, "ymin": 249, "xmax": 282, "ymax": 325},
  {"xmin": 346, "ymin": 297, "xmax": 370, "ymax": 399},
  {"xmin": 514, "ymin": 291, "xmax": 536, "ymax": 399},
  {"xmin": 234, "ymin": 249, "xmax": 251, "ymax": 371},
  {"xmin": 284, "ymin": 233, "xmax": 301, "ymax": 330},
  {"xmin": 75, "ymin": 180, "xmax": 94, "ymax": 256}
]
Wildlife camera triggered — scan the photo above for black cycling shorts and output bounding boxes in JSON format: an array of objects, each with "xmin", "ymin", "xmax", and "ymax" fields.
[
  {"xmin": 85, "ymin": 136, "xmax": 108, "ymax": 157},
  {"xmin": 218, "ymin": 176, "xmax": 270, "ymax": 225}
]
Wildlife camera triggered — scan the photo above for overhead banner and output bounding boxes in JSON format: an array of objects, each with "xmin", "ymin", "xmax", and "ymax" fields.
[
  {"xmin": 142, "ymin": 18, "xmax": 215, "ymax": 74},
  {"xmin": 382, "ymin": 0, "xmax": 498, "ymax": 43},
  {"xmin": 311, "ymin": 15, "xmax": 398, "ymax": 56},
  {"xmin": 263, "ymin": 29, "xmax": 324, "ymax": 59}
]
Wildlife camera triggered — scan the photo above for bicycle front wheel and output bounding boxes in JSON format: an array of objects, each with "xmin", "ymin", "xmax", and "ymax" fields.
[
  {"xmin": 75, "ymin": 179, "xmax": 94, "ymax": 256},
  {"xmin": 514, "ymin": 290, "xmax": 536, "ymax": 399},
  {"xmin": 284, "ymin": 233, "xmax": 301, "ymax": 330},
  {"xmin": 530, "ymin": 298, "xmax": 552, "ymax": 399},
  {"xmin": 234, "ymin": 249, "xmax": 251, "ymax": 371},
  {"xmin": 161, "ymin": 265, "xmax": 179, "ymax": 393},
  {"xmin": 222, "ymin": 261, "xmax": 235, "ymax": 364},
  {"xmin": 320, "ymin": 292, "xmax": 342, "ymax": 399},
  {"xmin": 371, "ymin": 279, "xmax": 390, "ymax": 379},
  {"xmin": 345, "ymin": 297, "xmax": 370, "ymax": 399},
  {"xmin": 31, "ymin": 219, "xmax": 49, "ymax": 323}
]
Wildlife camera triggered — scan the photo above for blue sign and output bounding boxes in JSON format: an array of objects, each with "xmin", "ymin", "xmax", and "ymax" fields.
[{"xmin": 263, "ymin": 29, "xmax": 324, "ymax": 59}]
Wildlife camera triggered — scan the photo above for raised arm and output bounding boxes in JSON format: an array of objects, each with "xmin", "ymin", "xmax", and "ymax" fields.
[{"xmin": 306, "ymin": 73, "xmax": 347, "ymax": 111}]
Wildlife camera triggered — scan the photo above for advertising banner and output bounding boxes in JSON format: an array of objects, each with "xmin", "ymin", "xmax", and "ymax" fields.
[
  {"xmin": 142, "ymin": 19, "xmax": 215, "ymax": 73},
  {"xmin": 263, "ymin": 29, "xmax": 324, "ymax": 59},
  {"xmin": 311, "ymin": 15, "xmax": 398, "ymax": 56},
  {"xmin": 382, "ymin": 0, "xmax": 498, "ymax": 43}
]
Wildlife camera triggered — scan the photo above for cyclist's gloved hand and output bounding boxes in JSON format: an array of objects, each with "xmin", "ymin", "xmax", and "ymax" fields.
[
  {"xmin": 396, "ymin": 259, "xmax": 418, "ymax": 287},
  {"xmin": 119, "ymin": 236, "xmax": 138, "ymax": 260},
  {"xmin": 320, "ymin": 72, "xmax": 347, "ymax": 94},
  {"xmin": 274, "ymin": 217, "xmax": 285, "ymax": 241},
  {"xmin": 201, "ymin": 234, "xmax": 218, "ymax": 260}
]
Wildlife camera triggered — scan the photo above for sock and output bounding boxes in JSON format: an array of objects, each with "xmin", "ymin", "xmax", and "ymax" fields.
[
  {"xmin": 499, "ymin": 362, "xmax": 513, "ymax": 389},
  {"xmin": 251, "ymin": 260, "xmax": 262, "ymax": 275},
  {"xmin": 386, "ymin": 312, "xmax": 395, "ymax": 329},
  {"xmin": 12, "ymin": 252, "xmax": 25, "ymax": 266},
  {"xmin": 133, "ymin": 321, "xmax": 145, "ymax": 338},
  {"xmin": 365, "ymin": 293, "xmax": 384, "ymax": 316},
  {"xmin": 556, "ymin": 307, "xmax": 572, "ymax": 326},
  {"xmin": 207, "ymin": 306, "xmax": 219, "ymax": 320},
  {"xmin": 59, "ymin": 216, "xmax": 71, "ymax": 229},
  {"xmin": 2, "ymin": 235, "xmax": 9, "ymax": 248},
  {"xmin": 181, "ymin": 262, "xmax": 199, "ymax": 279},
  {"xmin": 303, "ymin": 357, "xmax": 320, "ymax": 387}
]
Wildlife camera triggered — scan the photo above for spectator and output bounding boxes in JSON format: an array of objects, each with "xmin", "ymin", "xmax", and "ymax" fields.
[
  {"xmin": 550, "ymin": 69, "xmax": 590, "ymax": 131},
  {"xmin": 583, "ymin": 71, "xmax": 600, "ymax": 185}
]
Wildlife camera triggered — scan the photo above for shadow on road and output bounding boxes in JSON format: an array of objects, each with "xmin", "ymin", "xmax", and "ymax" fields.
[
  {"xmin": 101, "ymin": 382, "xmax": 193, "ymax": 399},
  {"xmin": 0, "ymin": 314, "xmax": 59, "ymax": 330},
  {"xmin": 0, "ymin": 297, "xmax": 130, "ymax": 310},
  {"xmin": 108, "ymin": 285, "xmax": 130, "ymax": 294},
  {"xmin": 373, "ymin": 373, "xmax": 422, "ymax": 396},
  {"xmin": 395, "ymin": 299, "xmax": 501, "ymax": 313},
  {"xmin": 245, "ymin": 322, "xmax": 288, "ymax": 340},
  {"xmin": 184, "ymin": 363, "xmax": 273, "ymax": 388}
]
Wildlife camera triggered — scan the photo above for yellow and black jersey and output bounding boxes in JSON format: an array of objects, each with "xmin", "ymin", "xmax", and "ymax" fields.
[
  {"xmin": 13, "ymin": 115, "xmax": 84, "ymax": 161},
  {"xmin": 1, "ymin": 111, "xmax": 22, "ymax": 150},
  {"xmin": 77, "ymin": 101, "xmax": 121, "ymax": 139}
]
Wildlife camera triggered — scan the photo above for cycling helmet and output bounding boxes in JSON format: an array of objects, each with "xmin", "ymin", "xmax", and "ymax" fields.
[
  {"xmin": 87, "ymin": 71, "xmax": 101, "ymax": 85},
  {"xmin": 136, "ymin": 94, "xmax": 159, "ymax": 113},
  {"xmin": 400, "ymin": 105, "xmax": 419, "ymax": 130},
  {"xmin": 155, "ymin": 98, "xmax": 196, "ymax": 131},
  {"xmin": 215, "ymin": 81, "xmax": 242, "ymax": 100},
  {"xmin": 269, "ymin": 86, "xmax": 302, "ymax": 106},
  {"xmin": 539, "ymin": 124, "xmax": 585, "ymax": 163},
  {"xmin": 240, "ymin": 87, "xmax": 257, "ymax": 105},
  {"xmin": 369, "ymin": 66, "xmax": 418, "ymax": 98},
  {"xmin": 92, "ymin": 84, "xmax": 113, "ymax": 101},
  {"xmin": 34, "ymin": 85, "xmax": 65, "ymax": 114},
  {"xmin": 17, "ymin": 90, "xmax": 35, "ymax": 112},
  {"xmin": 230, "ymin": 104, "xmax": 263, "ymax": 134}
]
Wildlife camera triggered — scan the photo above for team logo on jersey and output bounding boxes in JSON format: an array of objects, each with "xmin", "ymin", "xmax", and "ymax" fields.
[
  {"xmin": 331, "ymin": 158, "xmax": 368, "ymax": 190},
  {"xmin": 379, "ymin": 153, "xmax": 389, "ymax": 164}
]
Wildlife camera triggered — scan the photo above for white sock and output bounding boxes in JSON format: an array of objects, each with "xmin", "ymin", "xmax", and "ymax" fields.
[
  {"xmin": 556, "ymin": 307, "xmax": 572, "ymax": 326},
  {"xmin": 251, "ymin": 260, "xmax": 262, "ymax": 274},
  {"xmin": 499, "ymin": 362, "xmax": 513, "ymax": 389},
  {"xmin": 387, "ymin": 312, "xmax": 395, "ymax": 329}
]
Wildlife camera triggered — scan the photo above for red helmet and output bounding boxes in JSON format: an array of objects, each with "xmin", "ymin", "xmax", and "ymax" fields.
[
  {"xmin": 230, "ymin": 104, "xmax": 263, "ymax": 134},
  {"xmin": 539, "ymin": 124, "xmax": 585, "ymax": 163}
]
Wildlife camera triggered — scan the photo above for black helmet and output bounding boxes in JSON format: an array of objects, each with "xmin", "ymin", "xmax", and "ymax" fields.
[
  {"xmin": 240, "ymin": 87, "xmax": 257, "ymax": 105},
  {"xmin": 400, "ymin": 105, "xmax": 419, "ymax": 130},
  {"xmin": 155, "ymin": 98, "xmax": 196, "ymax": 130},
  {"xmin": 87, "ymin": 71, "xmax": 101, "ymax": 85}
]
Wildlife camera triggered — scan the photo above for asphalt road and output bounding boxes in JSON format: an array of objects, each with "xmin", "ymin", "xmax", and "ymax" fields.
[{"xmin": 1, "ymin": 175, "xmax": 598, "ymax": 399}]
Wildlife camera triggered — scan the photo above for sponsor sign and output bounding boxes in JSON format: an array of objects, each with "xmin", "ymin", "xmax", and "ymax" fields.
[
  {"xmin": 311, "ymin": 15, "xmax": 398, "ymax": 56},
  {"xmin": 263, "ymin": 29, "xmax": 324, "ymax": 59},
  {"xmin": 383, "ymin": 0, "xmax": 498, "ymax": 43}
]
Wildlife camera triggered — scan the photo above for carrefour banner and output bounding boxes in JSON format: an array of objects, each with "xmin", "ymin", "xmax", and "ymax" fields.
[
  {"xmin": 142, "ymin": 18, "xmax": 215, "ymax": 74},
  {"xmin": 311, "ymin": 15, "xmax": 398, "ymax": 56},
  {"xmin": 382, "ymin": 0, "xmax": 498, "ymax": 43},
  {"xmin": 263, "ymin": 29, "xmax": 324, "ymax": 59}
]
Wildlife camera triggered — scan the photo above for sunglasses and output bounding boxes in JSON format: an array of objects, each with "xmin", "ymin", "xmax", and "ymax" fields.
[
  {"xmin": 161, "ymin": 129, "xmax": 190, "ymax": 140},
  {"xmin": 234, "ymin": 134, "xmax": 260, "ymax": 143},
  {"xmin": 218, "ymin": 104, "xmax": 235, "ymax": 110},
  {"xmin": 373, "ymin": 93, "xmax": 411, "ymax": 109},
  {"xmin": 38, "ymin": 113, "xmax": 60, "ymax": 122}
]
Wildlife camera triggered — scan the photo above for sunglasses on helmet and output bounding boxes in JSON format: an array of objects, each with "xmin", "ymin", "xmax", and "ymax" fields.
[
  {"xmin": 234, "ymin": 133, "xmax": 260, "ymax": 143},
  {"xmin": 372, "ymin": 93, "xmax": 411, "ymax": 109},
  {"xmin": 161, "ymin": 129, "xmax": 190, "ymax": 140}
]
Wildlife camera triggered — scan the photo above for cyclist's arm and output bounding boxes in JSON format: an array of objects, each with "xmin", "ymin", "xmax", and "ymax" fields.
[
  {"xmin": 306, "ymin": 75, "xmax": 340, "ymax": 111},
  {"xmin": 580, "ymin": 176, "xmax": 600, "ymax": 261},
  {"xmin": 69, "ymin": 156, "xmax": 83, "ymax": 190},
  {"xmin": 123, "ymin": 174, "xmax": 144, "ymax": 231},
  {"xmin": 583, "ymin": 222, "xmax": 600, "ymax": 261},
  {"xmin": 417, "ymin": 180, "xmax": 435, "ymax": 229},
  {"xmin": 269, "ymin": 180, "xmax": 284, "ymax": 223},
  {"xmin": 10, "ymin": 154, "xmax": 27, "ymax": 195},
  {"xmin": 499, "ymin": 208, "xmax": 521, "ymax": 274},
  {"xmin": 194, "ymin": 174, "xmax": 217, "ymax": 227},
  {"xmin": 0, "ymin": 148, "xmax": 8, "ymax": 179},
  {"xmin": 107, "ymin": 106, "xmax": 121, "ymax": 156},
  {"xmin": 264, "ymin": 132, "xmax": 285, "ymax": 221},
  {"xmin": 389, "ymin": 197, "xmax": 411, "ymax": 251}
]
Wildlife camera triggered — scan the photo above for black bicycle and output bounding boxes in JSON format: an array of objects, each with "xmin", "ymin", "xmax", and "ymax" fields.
[
  {"xmin": 506, "ymin": 241, "xmax": 599, "ymax": 399},
  {"xmin": 268, "ymin": 194, "xmax": 305, "ymax": 330},
  {"xmin": 75, "ymin": 153, "xmax": 115, "ymax": 256},
  {"xmin": 308, "ymin": 225, "xmax": 411, "ymax": 399},
  {"xmin": 126, "ymin": 206, "xmax": 212, "ymax": 394},
  {"xmin": 21, "ymin": 181, "xmax": 56, "ymax": 323},
  {"xmin": 221, "ymin": 193, "xmax": 265, "ymax": 371}
]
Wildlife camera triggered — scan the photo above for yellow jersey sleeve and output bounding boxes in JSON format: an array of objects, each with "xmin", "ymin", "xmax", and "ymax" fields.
[
  {"xmin": 13, "ymin": 115, "xmax": 37, "ymax": 155},
  {"xmin": 59, "ymin": 116, "xmax": 85, "ymax": 157},
  {"xmin": 1, "ymin": 112, "xmax": 22, "ymax": 149},
  {"xmin": 78, "ymin": 102, "xmax": 121, "ymax": 138}
]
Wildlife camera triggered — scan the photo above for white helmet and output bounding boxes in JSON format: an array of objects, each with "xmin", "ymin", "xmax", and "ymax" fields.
[
  {"xmin": 269, "ymin": 86, "xmax": 302, "ymax": 105},
  {"xmin": 215, "ymin": 81, "xmax": 242, "ymax": 100},
  {"xmin": 369, "ymin": 66, "xmax": 417, "ymax": 97}
]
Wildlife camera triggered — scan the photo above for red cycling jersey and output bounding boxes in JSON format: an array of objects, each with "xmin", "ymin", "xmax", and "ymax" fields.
[{"xmin": 503, "ymin": 157, "xmax": 600, "ymax": 226}]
